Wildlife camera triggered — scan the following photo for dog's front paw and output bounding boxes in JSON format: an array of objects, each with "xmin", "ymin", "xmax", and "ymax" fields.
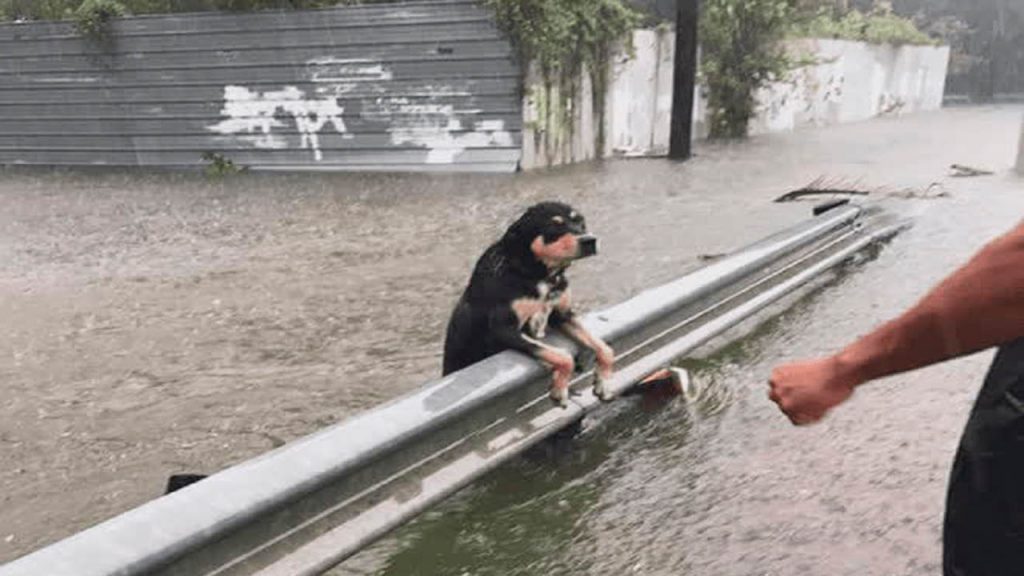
[
  {"xmin": 549, "ymin": 385, "xmax": 570, "ymax": 408},
  {"xmin": 542, "ymin": 351, "xmax": 573, "ymax": 408},
  {"xmin": 592, "ymin": 375, "xmax": 613, "ymax": 402},
  {"xmin": 595, "ymin": 341, "xmax": 615, "ymax": 381}
]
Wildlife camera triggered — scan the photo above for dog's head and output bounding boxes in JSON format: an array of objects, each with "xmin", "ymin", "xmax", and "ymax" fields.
[{"xmin": 502, "ymin": 202, "xmax": 597, "ymax": 270}]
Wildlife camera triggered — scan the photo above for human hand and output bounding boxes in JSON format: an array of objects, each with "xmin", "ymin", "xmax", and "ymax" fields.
[{"xmin": 768, "ymin": 357, "xmax": 859, "ymax": 425}]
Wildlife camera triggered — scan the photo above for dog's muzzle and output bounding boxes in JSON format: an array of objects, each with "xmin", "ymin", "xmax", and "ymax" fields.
[{"xmin": 576, "ymin": 234, "xmax": 598, "ymax": 259}]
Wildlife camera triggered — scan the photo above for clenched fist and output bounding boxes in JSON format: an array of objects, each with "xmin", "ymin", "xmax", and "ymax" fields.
[{"xmin": 768, "ymin": 357, "xmax": 860, "ymax": 425}]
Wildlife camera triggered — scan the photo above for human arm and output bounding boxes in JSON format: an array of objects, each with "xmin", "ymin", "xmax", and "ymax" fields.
[{"xmin": 769, "ymin": 220, "xmax": 1024, "ymax": 425}]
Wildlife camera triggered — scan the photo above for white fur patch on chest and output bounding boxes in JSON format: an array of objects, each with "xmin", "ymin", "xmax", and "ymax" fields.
[{"xmin": 511, "ymin": 281, "xmax": 562, "ymax": 338}]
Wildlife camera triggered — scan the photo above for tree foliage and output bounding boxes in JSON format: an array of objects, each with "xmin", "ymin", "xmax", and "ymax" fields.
[
  {"xmin": 700, "ymin": 0, "xmax": 796, "ymax": 139},
  {"xmin": 790, "ymin": 5, "xmax": 935, "ymax": 45}
]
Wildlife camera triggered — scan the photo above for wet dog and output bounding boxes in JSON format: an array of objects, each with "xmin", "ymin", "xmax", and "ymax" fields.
[
  {"xmin": 163, "ymin": 203, "xmax": 613, "ymax": 493},
  {"xmin": 442, "ymin": 202, "xmax": 615, "ymax": 406}
]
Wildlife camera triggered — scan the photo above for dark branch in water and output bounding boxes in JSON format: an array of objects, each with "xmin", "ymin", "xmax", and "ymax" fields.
[{"xmin": 774, "ymin": 176, "xmax": 874, "ymax": 203}]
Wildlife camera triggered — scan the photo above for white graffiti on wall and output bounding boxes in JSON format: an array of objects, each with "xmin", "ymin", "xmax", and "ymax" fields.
[
  {"xmin": 207, "ymin": 58, "xmax": 513, "ymax": 164},
  {"xmin": 307, "ymin": 57, "xmax": 393, "ymax": 96},
  {"xmin": 392, "ymin": 116, "xmax": 515, "ymax": 164},
  {"xmin": 374, "ymin": 98, "xmax": 514, "ymax": 164},
  {"xmin": 206, "ymin": 85, "xmax": 347, "ymax": 161}
]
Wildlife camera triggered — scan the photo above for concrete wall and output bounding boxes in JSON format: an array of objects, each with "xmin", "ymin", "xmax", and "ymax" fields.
[
  {"xmin": 751, "ymin": 39, "xmax": 951, "ymax": 136},
  {"xmin": 522, "ymin": 30, "xmax": 951, "ymax": 169},
  {"xmin": 603, "ymin": 28, "xmax": 677, "ymax": 158},
  {"xmin": 521, "ymin": 29, "xmax": 678, "ymax": 169},
  {"xmin": 519, "ymin": 63, "xmax": 599, "ymax": 170}
]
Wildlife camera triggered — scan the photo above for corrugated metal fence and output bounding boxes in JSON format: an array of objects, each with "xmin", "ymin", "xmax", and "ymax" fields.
[{"xmin": 0, "ymin": 0, "xmax": 522, "ymax": 172}]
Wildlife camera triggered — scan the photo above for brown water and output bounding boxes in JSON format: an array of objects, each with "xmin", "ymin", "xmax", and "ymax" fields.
[{"xmin": 1, "ymin": 106, "xmax": 1021, "ymax": 572}]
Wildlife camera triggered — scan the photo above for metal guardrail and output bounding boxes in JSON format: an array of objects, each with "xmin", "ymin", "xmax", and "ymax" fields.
[
  {"xmin": 0, "ymin": 203, "xmax": 908, "ymax": 576},
  {"xmin": 1016, "ymin": 116, "xmax": 1024, "ymax": 175}
]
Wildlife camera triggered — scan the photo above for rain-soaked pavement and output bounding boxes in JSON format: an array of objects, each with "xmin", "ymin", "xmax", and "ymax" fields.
[{"xmin": 1, "ymin": 106, "xmax": 1022, "ymax": 572}]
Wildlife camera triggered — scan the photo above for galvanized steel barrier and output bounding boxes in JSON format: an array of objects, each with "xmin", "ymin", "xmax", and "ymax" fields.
[
  {"xmin": 1016, "ymin": 116, "xmax": 1024, "ymax": 175},
  {"xmin": 0, "ymin": 203, "xmax": 908, "ymax": 576}
]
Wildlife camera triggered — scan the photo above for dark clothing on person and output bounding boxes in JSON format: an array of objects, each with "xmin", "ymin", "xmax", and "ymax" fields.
[{"xmin": 944, "ymin": 338, "xmax": 1024, "ymax": 576}]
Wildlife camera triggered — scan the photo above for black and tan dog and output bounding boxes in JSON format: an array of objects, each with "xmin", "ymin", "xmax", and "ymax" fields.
[
  {"xmin": 442, "ymin": 202, "xmax": 615, "ymax": 406},
  {"xmin": 164, "ymin": 203, "xmax": 613, "ymax": 494}
]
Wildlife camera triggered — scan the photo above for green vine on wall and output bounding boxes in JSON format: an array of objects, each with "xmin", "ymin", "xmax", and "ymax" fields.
[
  {"xmin": 485, "ymin": 0, "xmax": 641, "ymax": 159},
  {"xmin": 72, "ymin": 0, "xmax": 124, "ymax": 44}
]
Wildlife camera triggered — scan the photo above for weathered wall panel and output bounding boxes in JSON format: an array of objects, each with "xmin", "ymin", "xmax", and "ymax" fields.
[
  {"xmin": 750, "ymin": 39, "xmax": 950, "ymax": 136},
  {"xmin": 521, "ymin": 30, "xmax": 950, "ymax": 169},
  {"xmin": 0, "ymin": 0, "xmax": 523, "ymax": 172}
]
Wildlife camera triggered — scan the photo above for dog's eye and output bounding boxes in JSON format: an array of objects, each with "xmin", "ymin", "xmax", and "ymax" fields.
[
  {"xmin": 569, "ymin": 211, "xmax": 582, "ymax": 223},
  {"xmin": 552, "ymin": 216, "xmax": 565, "ymax": 224}
]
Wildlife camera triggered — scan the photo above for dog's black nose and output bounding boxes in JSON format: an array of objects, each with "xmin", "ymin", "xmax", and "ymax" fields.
[{"xmin": 577, "ymin": 234, "xmax": 598, "ymax": 258}]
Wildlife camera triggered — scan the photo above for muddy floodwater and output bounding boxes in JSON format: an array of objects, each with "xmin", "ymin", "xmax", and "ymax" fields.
[{"xmin": 1, "ymin": 106, "xmax": 1022, "ymax": 573}]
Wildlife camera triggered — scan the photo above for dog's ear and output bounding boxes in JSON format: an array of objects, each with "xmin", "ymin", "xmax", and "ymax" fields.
[{"xmin": 502, "ymin": 206, "xmax": 535, "ymax": 245}]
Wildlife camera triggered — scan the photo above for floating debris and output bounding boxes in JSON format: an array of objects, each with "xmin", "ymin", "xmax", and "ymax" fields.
[
  {"xmin": 950, "ymin": 164, "xmax": 994, "ymax": 178},
  {"xmin": 698, "ymin": 253, "xmax": 727, "ymax": 262},
  {"xmin": 888, "ymin": 182, "xmax": 950, "ymax": 199},
  {"xmin": 774, "ymin": 176, "xmax": 873, "ymax": 203},
  {"xmin": 777, "ymin": 176, "xmax": 952, "ymax": 203}
]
